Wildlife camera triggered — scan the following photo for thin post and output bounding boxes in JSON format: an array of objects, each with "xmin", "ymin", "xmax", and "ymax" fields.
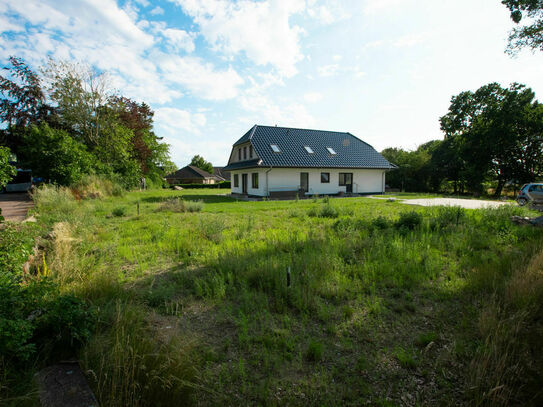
[{"xmin": 287, "ymin": 266, "xmax": 291, "ymax": 287}]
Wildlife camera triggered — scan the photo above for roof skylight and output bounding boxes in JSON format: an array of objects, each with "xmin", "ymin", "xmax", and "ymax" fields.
[
  {"xmin": 270, "ymin": 144, "xmax": 281, "ymax": 153},
  {"xmin": 326, "ymin": 147, "xmax": 337, "ymax": 155},
  {"xmin": 304, "ymin": 146, "xmax": 314, "ymax": 154}
]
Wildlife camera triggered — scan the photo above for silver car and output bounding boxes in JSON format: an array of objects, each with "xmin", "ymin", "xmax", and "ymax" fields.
[{"xmin": 517, "ymin": 183, "xmax": 543, "ymax": 206}]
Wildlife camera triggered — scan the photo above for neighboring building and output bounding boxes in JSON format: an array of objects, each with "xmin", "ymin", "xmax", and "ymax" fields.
[
  {"xmin": 222, "ymin": 125, "xmax": 396, "ymax": 197},
  {"xmin": 213, "ymin": 167, "xmax": 231, "ymax": 181},
  {"xmin": 165, "ymin": 165, "xmax": 220, "ymax": 185}
]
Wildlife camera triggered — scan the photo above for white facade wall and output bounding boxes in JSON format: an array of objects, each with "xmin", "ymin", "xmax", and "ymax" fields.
[{"xmin": 230, "ymin": 168, "xmax": 386, "ymax": 197}]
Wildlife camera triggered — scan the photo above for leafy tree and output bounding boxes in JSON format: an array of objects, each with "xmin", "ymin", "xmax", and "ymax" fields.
[
  {"xmin": 0, "ymin": 146, "xmax": 16, "ymax": 188},
  {"xmin": 190, "ymin": 155, "xmax": 213, "ymax": 174},
  {"xmin": 502, "ymin": 0, "xmax": 543, "ymax": 53},
  {"xmin": 20, "ymin": 124, "xmax": 94, "ymax": 185},
  {"xmin": 440, "ymin": 82, "xmax": 543, "ymax": 196},
  {"xmin": 381, "ymin": 143, "xmax": 439, "ymax": 192},
  {"xmin": 0, "ymin": 57, "xmax": 55, "ymax": 151}
]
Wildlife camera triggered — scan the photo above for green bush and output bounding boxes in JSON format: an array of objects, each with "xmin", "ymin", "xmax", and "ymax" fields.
[
  {"xmin": 305, "ymin": 340, "xmax": 324, "ymax": 362},
  {"xmin": 395, "ymin": 211, "xmax": 422, "ymax": 230},
  {"xmin": 0, "ymin": 225, "xmax": 95, "ymax": 363},
  {"xmin": 112, "ymin": 206, "xmax": 127, "ymax": 217},
  {"xmin": 372, "ymin": 215, "xmax": 392, "ymax": 230}
]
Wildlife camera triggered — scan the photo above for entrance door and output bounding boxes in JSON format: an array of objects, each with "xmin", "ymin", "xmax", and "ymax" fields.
[
  {"xmin": 340, "ymin": 173, "xmax": 353, "ymax": 193},
  {"xmin": 300, "ymin": 172, "xmax": 309, "ymax": 195},
  {"xmin": 242, "ymin": 174, "xmax": 248, "ymax": 194}
]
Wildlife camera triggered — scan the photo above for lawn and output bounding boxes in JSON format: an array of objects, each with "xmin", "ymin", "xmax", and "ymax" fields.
[{"xmin": 3, "ymin": 188, "xmax": 543, "ymax": 406}]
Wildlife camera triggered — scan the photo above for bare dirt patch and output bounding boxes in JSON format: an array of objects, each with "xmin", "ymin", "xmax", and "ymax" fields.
[{"xmin": 0, "ymin": 192, "xmax": 34, "ymax": 221}]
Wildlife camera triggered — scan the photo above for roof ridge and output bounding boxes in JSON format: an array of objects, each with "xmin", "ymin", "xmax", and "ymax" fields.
[
  {"xmin": 249, "ymin": 124, "xmax": 258, "ymax": 140},
  {"xmin": 256, "ymin": 124, "xmax": 350, "ymax": 135}
]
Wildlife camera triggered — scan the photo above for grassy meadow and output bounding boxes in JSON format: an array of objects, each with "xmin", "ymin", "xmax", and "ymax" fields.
[{"xmin": 4, "ymin": 188, "xmax": 543, "ymax": 406}]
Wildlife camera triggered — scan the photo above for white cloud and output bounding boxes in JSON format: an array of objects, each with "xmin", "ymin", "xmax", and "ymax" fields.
[
  {"xmin": 317, "ymin": 64, "xmax": 340, "ymax": 77},
  {"xmin": 333, "ymin": 55, "xmax": 342, "ymax": 61},
  {"xmin": 134, "ymin": 0, "xmax": 150, "ymax": 7},
  {"xmin": 363, "ymin": 0, "xmax": 411, "ymax": 15},
  {"xmin": 393, "ymin": 32, "xmax": 427, "ymax": 47},
  {"xmin": 172, "ymin": 0, "xmax": 305, "ymax": 77},
  {"xmin": 150, "ymin": 6, "xmax": 164, "ymax": 15},
  {"xmin": 158, "ymin": 55, "xmax": 244, "ymax": 100},
  {"xmin": 306, "ymin": 0, "xmax": 350, "ymax": 24},
  {"xmin": 155, "ymin": 107, "xmax": 207, "ymax": 136},
  {"xmin": 304, "ymin": 92, "xmax": 323, "ymax": 103},
  {"xmin": 161, "ymin": 28, "xmax": 195, "ymax": 52}
]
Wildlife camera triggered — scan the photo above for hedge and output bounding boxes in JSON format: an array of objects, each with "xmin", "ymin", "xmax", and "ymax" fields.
[{"xmin": 169, "ymin": 181, "xmax": 231, "ymax": 189}]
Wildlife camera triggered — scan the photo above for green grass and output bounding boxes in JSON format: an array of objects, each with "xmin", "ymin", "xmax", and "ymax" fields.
[{"xmin": 5, "ymin": 187, "xmax": 543, "ymax": 406}]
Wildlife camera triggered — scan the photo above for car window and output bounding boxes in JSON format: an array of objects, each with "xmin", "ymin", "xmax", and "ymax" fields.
[{"xmin": 529, "ymin": 185, "xmax": 537, "ymax": 192}]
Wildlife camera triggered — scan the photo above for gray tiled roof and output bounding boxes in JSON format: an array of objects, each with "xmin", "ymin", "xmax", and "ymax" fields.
[
  {"xmin": 224, "ymin": 125, "xmax": 395, "ymax": 170},
  {"xmin": 166, "ymin": 165, "xmax": 216, "ymax": 180}
]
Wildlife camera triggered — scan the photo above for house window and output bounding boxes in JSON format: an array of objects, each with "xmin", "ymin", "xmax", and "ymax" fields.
[
  {"xmin": 270, "ymin": 144, "xmax": 281, "ymax": 153},
  {"xmin": 326, "ymin": 147, "xmax": 337, "ymax": 155},
  {"xmin": 321, "ymin": 172, "xmax": 330, "ymax": 183},
  {"xmin": 252, "ymin": 173, "xmax": 259, "ymax": 189},
  {"xmin": 249, "ymin": 145, "xmax": 253, "ymax": 158},
  {"xmin": 339, "ymin": 173, "xmax": 352, "ymax": 186},
  {"xmin": 234, "ymin": 174, "xmax": 239, "ymax": 187},
  {"xmin": 238, "ymin": 148, "xmax": 241, "ymax": 161},
  {"xmin": 304, "ymin": 146, "xmax": 314, "ymax": 154},
  {"xmin": 243, "ymin": 146, "xmax": 247, "ymax": 159}
]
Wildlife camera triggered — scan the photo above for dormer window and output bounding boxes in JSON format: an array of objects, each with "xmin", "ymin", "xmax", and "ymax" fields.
[
  {"xmin": 270, "ymin": 144, "xmax": 281, "ymax": 153},
  {"xmin": 304, "ymin": 146, "xmax": 314, "ymax": 154},
  {"xmin": 326, "ymin": 147, "xmax": 337, "ymax": 155}
]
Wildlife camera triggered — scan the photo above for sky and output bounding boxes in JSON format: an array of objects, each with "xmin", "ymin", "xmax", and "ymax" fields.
[{"xmin": 1, "ymin": 0, "xmax": 543, "ymax": 167}]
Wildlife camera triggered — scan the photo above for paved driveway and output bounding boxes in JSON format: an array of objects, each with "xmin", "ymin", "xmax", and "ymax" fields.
[
  {"xmin": 0, "ymin": 192, "xmax": 34, "ymax": 221},
  {"xmin": 401, "ymin": 197, "xmax": 510, "ymax": 209}
]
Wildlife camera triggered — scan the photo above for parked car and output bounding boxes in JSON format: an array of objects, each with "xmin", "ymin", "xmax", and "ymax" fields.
[
  {"xmin": 3, "ymin": 169, "xmax": 32, "ymax": 192},
  {"xmin": 516, "ymin": 183, "xmax": 543, "ymax": 206}
]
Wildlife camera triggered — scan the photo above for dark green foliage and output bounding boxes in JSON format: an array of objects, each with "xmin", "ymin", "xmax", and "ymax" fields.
[
  {"xmin": 0, "ymin": 146, "xmax": 16, "ymax": 188},
  {"xmin": 0, "ymin": 225, "xmax": 95, "ymax": 363},
  {"xmin": 190, "ymin": 154, "xmax": 214, "ymax": 174},
  {"xmin": 305, "ymin": 340, "xmax": 324, "ymax": 362},
  {"xmin": 20, "ymin": 123, "xmax": 94, "ymax": 185},
  {"xmin": 502, "ymin": 0, "xmax": 543, "ymax": 53},
  {"xmin": 394, "ymin": 211, "xmax": 422, "ymax": 230},
  {"xmin": 0, "ymin": 57, "xmax": 175, "ymax": 188},
  {"xmin": 112, "ymin": 206, "xmax": 127, "ymax": 217}
]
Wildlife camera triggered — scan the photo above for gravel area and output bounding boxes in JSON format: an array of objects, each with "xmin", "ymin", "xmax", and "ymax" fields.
[{"xmin": 401, "ymin": 197, "xmax": 510, "ymax": 209}]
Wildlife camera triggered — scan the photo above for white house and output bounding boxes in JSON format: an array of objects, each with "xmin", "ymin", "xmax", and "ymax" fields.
[{"xmin": 222, "ymin": 125, "xmax": 396, "ymax": 198}]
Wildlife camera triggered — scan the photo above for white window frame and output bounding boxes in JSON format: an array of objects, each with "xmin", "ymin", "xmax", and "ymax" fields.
[{"xmin": 326, "ymin": 147, "xmax": 337, "ymax": 155}]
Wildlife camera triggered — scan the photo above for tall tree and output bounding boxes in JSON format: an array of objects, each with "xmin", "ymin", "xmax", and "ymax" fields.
[
  {"xmin": 502, "ymin": 0, "xmax": 543, "ymax": 53},
  {"xmin": 440, "ymin": 82, "xmax": 543, "ymax": 196},
  {"xmin": 0, "ymin": 57, "xmax": 55, "ymax": 151},
  {"xmin": 190, "ymin": 155, "xmax": 213, "ymax": 174}
]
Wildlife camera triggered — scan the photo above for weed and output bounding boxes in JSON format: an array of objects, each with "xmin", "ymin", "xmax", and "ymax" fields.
[
  {"xmin": 395, "ymin": 210, "xmax": 422, "ymax": 230},
  {"xmin": 393, "ymin": 347, "xmax": 418, "ymax": 369},
  {"xmin": 415, "ymin": 332, "xmax": 438, "ymax": 348},
  {"xmin": 305, "ymin": 340, "xmax": 324, "ymax": 362},
  {"xmin": 112, "ymin": 206, "xmax": 126, "ymax": 217},
  {"xmin": 159, "ymin": 198, "xmax": 203, "ymax": 213}
]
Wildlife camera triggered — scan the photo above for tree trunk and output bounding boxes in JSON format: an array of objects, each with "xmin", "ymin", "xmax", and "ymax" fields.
[{"xmin": 494, "ymin": 178, "xmax": 505, "ymax": 198}]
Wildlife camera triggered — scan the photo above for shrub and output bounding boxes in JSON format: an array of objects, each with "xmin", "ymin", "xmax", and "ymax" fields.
[
  {"xmin": 372, "ymin": 215, "xmax": 392, "ymax": 230},
  {"xmin": 305, "ymin": 340, "xmax": 324, "ymax": 362},
  {"xmin": 159, "ymin": 198, "xmax": 203, "ymax": 213},
  {"xmin": 431, "ymin": 206, "xmax": 465, "ymax": 229},
  {"xmin": 112, "ymin": 206, "xmax": 127, "ymax": 217},
  {"xmin": 395, "ymin": 211, "xmax": 422, "ymax": 230},
  {"xmin": 72, "ymin": 174, "xmax": 125, "ymax": 199}
]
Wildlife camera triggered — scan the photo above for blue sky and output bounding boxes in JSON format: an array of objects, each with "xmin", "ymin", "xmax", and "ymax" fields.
[{"xmin": 2, "ymin": 0, "xmax": 543, "ymax": 166}]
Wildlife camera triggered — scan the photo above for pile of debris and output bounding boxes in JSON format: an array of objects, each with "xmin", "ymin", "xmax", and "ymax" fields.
[{"xmin": 511, "ymin": 215, "xmax": 543, "ymax": 227}]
